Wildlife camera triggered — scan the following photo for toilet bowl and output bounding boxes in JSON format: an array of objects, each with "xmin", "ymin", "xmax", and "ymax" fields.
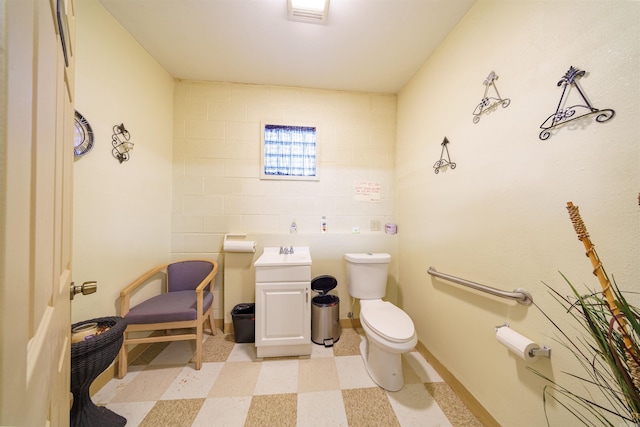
[
  {"xmin": 344, "ymin": 253, "xmax": 417, "ymax": 391},
  {"xmin": 359, "ymin": 299, "xmax": 417, "ymax": 391}
]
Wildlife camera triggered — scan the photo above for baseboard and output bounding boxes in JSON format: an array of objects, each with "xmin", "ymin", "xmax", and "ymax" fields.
[
  {"xmin": 414, "ymin": 341, "xmax": 500, "ymax": 427},
  {"xmin": 340, "ymin": 317, "xmax": 360, "ymax": 329},
  {"xmin": 228, "ymin": 318, "xmax": 357, "ymax": 333}
]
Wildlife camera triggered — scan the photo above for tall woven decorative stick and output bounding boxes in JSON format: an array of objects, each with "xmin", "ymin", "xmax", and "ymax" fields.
[{"xmin": 566, "ymin": 201, "xmax": 637, "ymax": 359}]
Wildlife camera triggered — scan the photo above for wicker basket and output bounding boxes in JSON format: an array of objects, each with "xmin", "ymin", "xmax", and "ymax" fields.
[{"xmin": 70, "ymin": 316, "xmax": 127, "ymax": 427}]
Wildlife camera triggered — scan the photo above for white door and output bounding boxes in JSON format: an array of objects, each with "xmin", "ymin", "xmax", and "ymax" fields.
[{"xmin": 0, "ymin": 0, "xmax": 75, "ymax": 425}]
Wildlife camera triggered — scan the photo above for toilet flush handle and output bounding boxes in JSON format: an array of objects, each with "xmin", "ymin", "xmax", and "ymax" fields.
[{"xmin": 70, "ymin": 281, "xmax": 98, "ymax": 300}]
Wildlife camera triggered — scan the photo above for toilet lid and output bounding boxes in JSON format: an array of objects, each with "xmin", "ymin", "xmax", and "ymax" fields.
[{"xmin": 361, "ymin": 301, "xmax": 415, "ymax": 343}]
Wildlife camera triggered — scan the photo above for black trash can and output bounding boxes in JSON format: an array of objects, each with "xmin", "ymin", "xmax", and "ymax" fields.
[
  {"xmin": 311, "ymin": 275, "xmax": 341, "ymax": 347},
  {"xmin": 231, "ymin": 303, "xmax": 255, "ymax": 343}
]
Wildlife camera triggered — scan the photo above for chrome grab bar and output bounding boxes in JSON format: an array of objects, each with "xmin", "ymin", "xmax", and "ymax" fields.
[{"xmin": 427, "ymin": 267, "xmax": 533, "ymax": 306}]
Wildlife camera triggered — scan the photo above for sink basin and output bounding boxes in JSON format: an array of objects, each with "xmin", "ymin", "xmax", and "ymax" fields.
[
  {"xmin": 254, "ymin": 247, "xmax": 312, "ymax": 282},
  {"xmin": 254, "ymin": 246, "xmax": 312, "ymax": 267}
]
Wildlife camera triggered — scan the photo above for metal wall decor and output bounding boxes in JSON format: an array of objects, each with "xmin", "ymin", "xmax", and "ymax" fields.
[
  {"xmin": 472, "ymin": 71, "xmax": 510, "ymax": 123},
  {"xmin": 112, "ymin": 123, "xmax": 134, "ymax": 163},
  {"xmin": 433, "ymin": 137, "xmax": 456, "ymax": 174},
  {"xmin": 539, "ymin": 66, "xmax": 615, "ymax": 140}
]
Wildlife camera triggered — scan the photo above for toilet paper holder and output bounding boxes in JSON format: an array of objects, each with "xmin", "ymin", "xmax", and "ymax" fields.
[
  {"xmin": 495, "ymin": 323, "xmax": 551, "ymax": 359},
  {"xmin": 223, "ymin": 233, "xmax": 256, "ymax": 253},
  {"xmin": 530, "ymin": 346, "xmax": 551, "ymax": 358}
]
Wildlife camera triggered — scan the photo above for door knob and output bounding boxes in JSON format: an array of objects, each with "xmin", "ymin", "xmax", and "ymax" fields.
[{"xmin": 70, "ymin": 281, "xmax": 97, "ymax": 300}]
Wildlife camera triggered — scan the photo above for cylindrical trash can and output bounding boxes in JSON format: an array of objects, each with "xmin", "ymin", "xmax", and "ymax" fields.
[
  {"xmin": 231, "ymin": 303, "xmax": 255, "ymax": 343},
  {"xmin": 311, "ymin": 275, "xmax": 341, "ymax": 347}
]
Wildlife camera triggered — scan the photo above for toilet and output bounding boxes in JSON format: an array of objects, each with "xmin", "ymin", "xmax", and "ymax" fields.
[{"xmin": 345, "ymin": 253, "xmax": 417, "ymax": 392}]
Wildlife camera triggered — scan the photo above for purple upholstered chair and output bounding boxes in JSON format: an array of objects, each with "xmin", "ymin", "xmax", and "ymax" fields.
[{"xmin": 117, "ymin": 259, "xmax": 218, "ymax": 378}]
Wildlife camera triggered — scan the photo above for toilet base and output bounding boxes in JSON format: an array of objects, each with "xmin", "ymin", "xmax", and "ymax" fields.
[{"xmin": 359, "ymin": 339, "xmax": 405, "ymax": 392}]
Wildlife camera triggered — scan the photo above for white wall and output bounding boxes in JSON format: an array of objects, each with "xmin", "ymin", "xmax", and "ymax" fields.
[
  {"xmin": 396, "ymin": 1, "xmax": 639, "ymax": 426},
  {"xmin": 171, "ymin": 81, "xmax": 398, "ymax": 326},
  {"xmin": 72, "ymin": 0, "xmax": 174, "ymax": 323}
]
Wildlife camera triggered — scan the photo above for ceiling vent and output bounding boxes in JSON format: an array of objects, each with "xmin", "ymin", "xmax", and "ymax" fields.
[{"xmin": 288, "ymin": 0, "xmax": 330, "ymax": 24}]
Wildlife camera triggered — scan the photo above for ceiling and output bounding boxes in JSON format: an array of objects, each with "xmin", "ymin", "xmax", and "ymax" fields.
[{"xmin": 97, "ymin": 0, "xmax": 476, "ymax": 94}]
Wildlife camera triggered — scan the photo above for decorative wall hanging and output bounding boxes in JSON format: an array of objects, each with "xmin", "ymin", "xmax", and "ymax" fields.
[
  {"xmin": 112, "ymin": 123, "xmax": 134, "ymax": 163},
  {"xmin": 73, "ymin": 111, "xmax": 94, "ymax": 158},
  {"xmin": 539, "ymin": 66, "xmax": 615, "ymax": 140},
  {"xmin": 433, "ymin": 137, "xmax": 456, "ymax": 174},
  {"xmin": 472, "ymin": 71, "xmax": 510, "ymax": 123}
]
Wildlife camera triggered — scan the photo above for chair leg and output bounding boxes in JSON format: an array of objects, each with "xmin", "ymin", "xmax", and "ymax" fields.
[
  {"xmin": 118, "ymin": 332, "xmax": 128, "ymax": 379},
  {"xmin": 195, "ymin": 322, "xmax": 203, "ymax": 370},
  {"xmin": 208, "ymin": 310, "xmax": 216, "ymax": 335}
]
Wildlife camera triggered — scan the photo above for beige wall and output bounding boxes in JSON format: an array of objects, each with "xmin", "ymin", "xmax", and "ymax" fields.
[
  {"xmin": 72, "ymin": 0, "xmax": 640, "ymax": 423},
  {"xmin": 72, "ymin": 0, "xmax": 174, "ymax": 323},
  {"xmin": 396, "ymin": 1, "xmax": 639, "ymax": 426},
  {"xmin": 171, "ymin": 81, "xmax": 398, "ymax": 327}
]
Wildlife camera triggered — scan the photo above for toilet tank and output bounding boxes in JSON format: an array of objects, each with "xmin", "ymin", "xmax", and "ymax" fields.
[{"xmin": 344, "ymin": 253, "xmax": 391, "ymax": 299}]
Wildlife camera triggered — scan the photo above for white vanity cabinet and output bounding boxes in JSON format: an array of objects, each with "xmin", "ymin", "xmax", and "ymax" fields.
[{"xmin": 254, "ymin": 247, "xmax": 312, "ymax": 358}]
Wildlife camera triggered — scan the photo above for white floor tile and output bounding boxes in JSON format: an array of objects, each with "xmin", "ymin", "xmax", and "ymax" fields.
[
  {"xmin": 334, "ymin": 355, "xmax": 377, "ymax": 389},
  {"xmin": 297, "ymin": 390, "xmax": 348, "ymax": 427},
  {"xmin": 149, "ymin": 340, "xmax": 197, "ymax": 366},
  {"xmin": 191, "ymin": 396, "xmax": 252, "ymax": 427},
  {"xmin": 226, "ymin": 342, "xmax": 259, "ymax": 362},
  {"xmin": 109, "ymin": 365, "xmax": 184, "ymax": 403},
  {"xmin": 387, "ymin": 383, "xmax": 452, "ymax": 427},
  {"xmin": 105, "ymin": 401, "xmax": 156, "ymax": 427},
  {"xmin": 310, "ymin": 342, "xmax": 335, "ymax": 358},
  {"xmin": 160, "ymin": 362, "xmax": 224, "ymax": 400},
  {"xmin": 403, "ymin": 351, "xmax": 444, "ymax": 383},
  {"xmin": 92, "ymin": 366, "xmax": 143, "ymax": 405},
  {"xmin": 253, "ymin": 359, "xmax": 299, "ymax": 395}
]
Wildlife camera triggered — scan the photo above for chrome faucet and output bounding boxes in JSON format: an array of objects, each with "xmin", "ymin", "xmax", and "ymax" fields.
[{"xmin": 279, "ymin": 246, "xmax": 294, "ymax": 255}]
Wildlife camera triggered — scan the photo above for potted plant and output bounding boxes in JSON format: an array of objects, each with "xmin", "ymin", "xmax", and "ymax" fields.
[{"xmin": 529, "ymin": 202, "xmax": 639, "ymax": 426}]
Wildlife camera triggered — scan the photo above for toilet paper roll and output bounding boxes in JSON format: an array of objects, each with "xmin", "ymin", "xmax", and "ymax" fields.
[
  {"xmin": 223, "ymin": 240, "xmax": 256, "ymax": 253},
  {"xmin": 496, "ymin": 326, "xmax": 539, "ymax": 362}
]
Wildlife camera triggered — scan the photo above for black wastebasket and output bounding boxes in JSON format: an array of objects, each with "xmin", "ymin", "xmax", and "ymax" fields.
[
  {"xmin": 231, "ymin": 303, "xmax": 255, "ymax": 343},
  {"xmin": 311, "ymin": 275, "xmax": 341, "ymax": 347}
]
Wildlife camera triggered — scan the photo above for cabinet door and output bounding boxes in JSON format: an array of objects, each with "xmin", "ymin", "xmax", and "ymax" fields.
[{"xmin": 256, "ymin": 282, "xmax": 310, "ymax": 347}]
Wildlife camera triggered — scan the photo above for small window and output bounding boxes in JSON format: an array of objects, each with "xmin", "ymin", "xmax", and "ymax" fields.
[{"xmin": 260, "ymin": 122, "xmax": 319, "ymax": 181}]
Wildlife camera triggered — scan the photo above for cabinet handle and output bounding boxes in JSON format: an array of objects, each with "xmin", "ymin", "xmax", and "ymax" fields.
[{"xmin": 306, "ymin": 288, "xmax": 309, "ymax": 303}]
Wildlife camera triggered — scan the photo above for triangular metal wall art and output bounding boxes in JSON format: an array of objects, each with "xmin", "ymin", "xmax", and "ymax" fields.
[
  {"xmin": 472, "ymin": 71, "xmax": 511, "ymax": 123},
  {"xmin": 433, "ymin": 137, "xmax": 456, "ymax": 174},
  {"xmin": 539, "ymin": 66, "xmax": 615, "ymax": 140}
]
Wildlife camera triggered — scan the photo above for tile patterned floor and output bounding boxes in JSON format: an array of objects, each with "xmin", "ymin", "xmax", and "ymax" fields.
[{"xmin": 94, "ymin": 328, "xmax": 484, "ymax": 427}]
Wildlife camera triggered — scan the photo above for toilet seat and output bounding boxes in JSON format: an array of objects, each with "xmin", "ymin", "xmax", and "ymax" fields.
[{"xmin": 360, "ymin": 300, "xmax": 415, "ymax": 343}]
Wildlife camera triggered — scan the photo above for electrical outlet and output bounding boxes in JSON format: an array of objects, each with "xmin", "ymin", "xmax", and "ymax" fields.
[{"xmin": 370, "ymin": 220, "xmax": 381, "ymax": 231}]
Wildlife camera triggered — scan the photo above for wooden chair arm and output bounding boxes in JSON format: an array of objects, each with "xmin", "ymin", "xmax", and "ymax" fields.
[
  {"xmin": 119, "ymin": 262, "xmax": 170, "ymax": 317},
  {"xmin": 120, "ymin": 263, "xmax": 170, "ymax": 298}
]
